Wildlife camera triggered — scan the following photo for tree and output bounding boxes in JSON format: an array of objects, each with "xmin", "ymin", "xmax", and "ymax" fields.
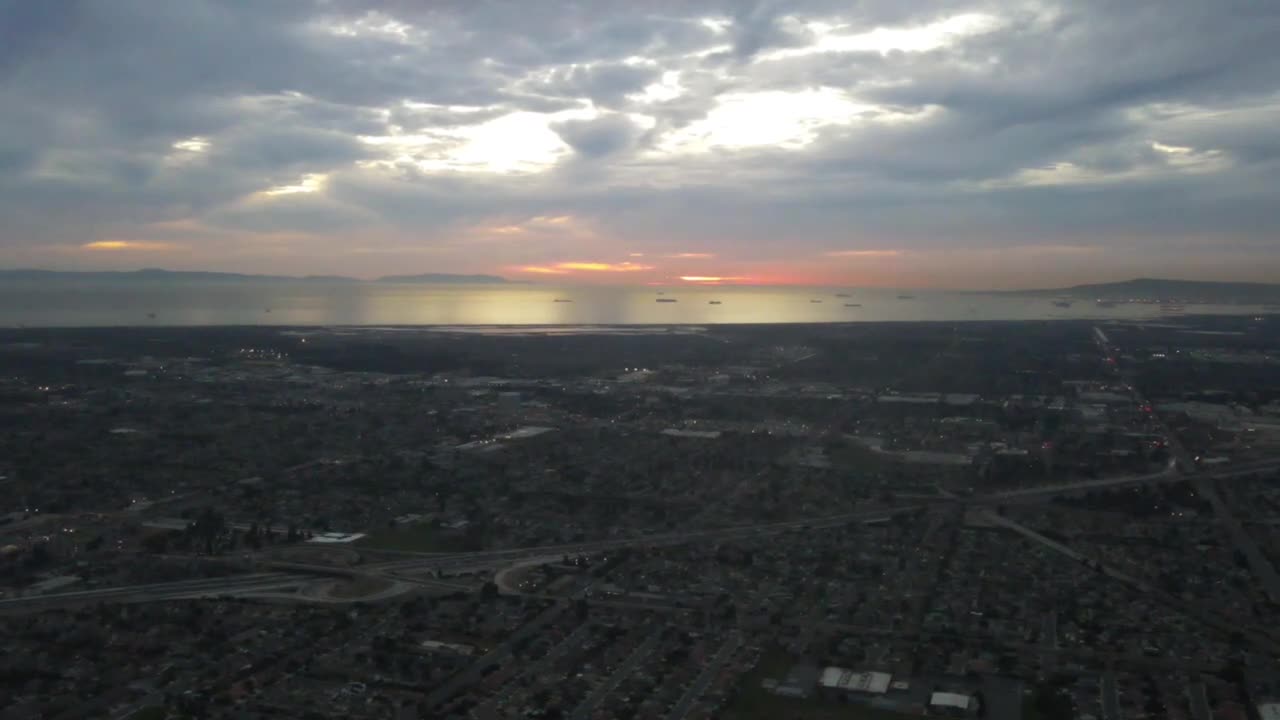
[
  {"xmin": 27, "ymin": 543, "xmax": 51, "ymax": 569},
  {"xmin": 142, "ymin": 532, "xmax": 170, "ymax": 554}
]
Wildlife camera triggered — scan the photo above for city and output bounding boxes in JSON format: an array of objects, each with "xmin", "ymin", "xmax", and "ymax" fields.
[{"xmin": 3, "ymin": 315, "xmax": 1280, "ymax": 719}]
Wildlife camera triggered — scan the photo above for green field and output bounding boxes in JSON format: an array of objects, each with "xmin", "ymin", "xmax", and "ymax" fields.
[{"xmin": 723, "ymin": 651, "xmax": 919, "ymax": 720}]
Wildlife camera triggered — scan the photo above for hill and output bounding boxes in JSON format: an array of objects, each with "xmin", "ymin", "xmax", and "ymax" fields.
[
  {"xmin": 1021, "ymin": 278, "xmax": 1280, "ymax": 303},
  {"xmin": 375, "ymin": 273, "xmax": 507, "ymax": 284},
  {"xmin": 0, "ymin": 269, "xmax": 361, "ymax": 282},
  {"xmin": 0, "ymin": 269, "xmax": 507, "ymax": 284}
]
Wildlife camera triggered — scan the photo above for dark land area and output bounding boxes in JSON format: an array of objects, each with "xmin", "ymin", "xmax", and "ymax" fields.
[{"xmin": 2, "ymin": 316, "xmax": 1280, "ymax": 719}]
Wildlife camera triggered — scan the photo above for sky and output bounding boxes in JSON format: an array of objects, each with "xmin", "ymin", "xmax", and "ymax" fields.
[{"xmin": 1, "ymin": 0, "xmax": 1278, "ymax": 289}]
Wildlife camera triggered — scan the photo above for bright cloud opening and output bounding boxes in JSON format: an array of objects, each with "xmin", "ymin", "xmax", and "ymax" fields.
[
  {"xmin": 991, "ymin": 146, "xmax": 1230, "ymax": 188},
  {"xmin": 361, "ymin": 107, "xmax": 600, "ymax": 174},
  {"xmin": 530, "ymin": 215, "xmax": 573, "ymax": 225},
  {"xmin": 82, "ymin": 241, "xmax": 178, "ymax": 251},
  {"xmin": 171, "ymin": 137, "xmax": 209, "ymax": 153},
  {"xmin": 631, "ymin": 71, "xmax": 685, "ymax": 104},
  {"xmin": 679, "ymin": 275, "xmax": 749, "ymax": 284},
  {"xmin": 559, "ymin": 261, "xmax": 653, "ymax": 272},
  {"xmin": 761, "ymin": 13, "xmax": 1002, "ymax": 61},
  {"xmin": 517, "ymin": 261, "xmax": 655, "ymax": 275},
  {"xmin": 699, "ymin": 17, "xmax": 731, "ymax": 35},
  {"xmin": 1152, "ymin": 141, "xmax": 1194, "ymax": 155},
  {"xmin": 262, "ymin": 173, "xmax": 328, "ymax": 195},
  {"xmin": 655, "ymin": 89, "xmax": 878, "ymax": 152},
  {"xmin": 319, "ymin": 12, "xmax": 416, "ymax": 43}
]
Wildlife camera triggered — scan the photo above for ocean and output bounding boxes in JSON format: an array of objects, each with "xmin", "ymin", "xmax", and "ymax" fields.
[{"xmin": 0, "ymin": 280, "xmax": 1264, "ymax": 327}]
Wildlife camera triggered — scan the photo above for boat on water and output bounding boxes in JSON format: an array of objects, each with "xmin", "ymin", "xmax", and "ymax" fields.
[
  {"xmin": 552, "ymin": 298, "xmax": 573, "ymax": 303},
  {"xmin": 1052, "ymin": 300, "xmax": 1073, "ymax": 308},
  {"xmin": 708, "ymin": 300, "xmax": 722, "ymax": 305},
  {"xmin": 1161, "ymin": 304, "xmax": 1186, "ymax": 313},
  {"xmin": 656, "ymin": 298, "xmax": 677, "ymax": 303},
  {"xmin": 810, "ymin": 299, "xmax": 823, "ymax": 303},
  {"xmin": 1096, "ymin": 300, "xmax": 1118, "ymax": 308},
  {"xmin": 835, "ymin": 293, "xmax": 851, "ymax": 298},
  {"xmin": 844, "ymin": 303, "xmax": 862, "ymax": 307}
]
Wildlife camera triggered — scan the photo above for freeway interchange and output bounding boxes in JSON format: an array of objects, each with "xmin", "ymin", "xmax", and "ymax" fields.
[
  {"xmin": 6, "ymin": 442, "xmax": 1280, "ymax": 615},
  {"xmin": 4, "ymin": 321, "xmax": 1278, "ymax": 617}
]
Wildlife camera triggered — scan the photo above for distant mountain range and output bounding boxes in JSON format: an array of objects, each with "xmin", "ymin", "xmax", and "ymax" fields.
[
  {"xmin": 1015, "ymin": 278, "xmax": 1280, "ymax": 303},
  {"xmin": 375, "ymin": 273, "xmax": 508, "ymax": 284},
  {"xmin": 0, "ymin": 268, "xmax": 508, "ymax": 284}
]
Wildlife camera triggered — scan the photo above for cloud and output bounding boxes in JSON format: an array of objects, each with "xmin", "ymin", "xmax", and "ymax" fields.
[
  {"xmin": 0, "ymin": 0, "xmax": 1278, "ymax": 284},
  {"xmin": 825, "ymin": 250, "xmax": 903, "ymax": 258},
  {"xmin": 552, "ymin": 114, "xmax": 646, "ymax": 158},
  {"xmin": 533, "ymin": 62, "xmax": 663, "ymax": 108}
]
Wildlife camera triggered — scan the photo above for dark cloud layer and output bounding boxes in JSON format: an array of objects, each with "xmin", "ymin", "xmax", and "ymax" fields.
[{"xmin": 0, "ymin": 0, "xmax": 1278, "ymax": 285}]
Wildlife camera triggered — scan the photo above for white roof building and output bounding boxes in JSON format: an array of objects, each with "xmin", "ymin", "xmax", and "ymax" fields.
[
  {"xmin": 818, "ymin": 667, "xmax": 892, "ymax": 694},
  {"xmin": 307, "ymin": 532, "xmax": 366, "ymax": 544},
  {"xmin": 930, "ymin": 691, "xmax": 974, "ymax": 711},
  {"xmin": 501, "ymin": 425, "xmax": 555, "ymax": 440},
  {"xmin": 661, "ymin": 428, "xmax": 722, "ymax": 439}
]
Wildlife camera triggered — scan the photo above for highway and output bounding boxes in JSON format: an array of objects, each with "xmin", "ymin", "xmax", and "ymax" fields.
[
  {"xmin": 980, "ymin": 457, "xmax": 1280, "ymax": 505},
  {"xmin": 362, "ymin": 506, "xmax": 908, "ymax": 575},
  {"xmin": 1194, "ymin": 478, "xmax": 1280, "ymax": 604},
  {"xmin": 0, "ymin": 573, "xmax": 304, "ymax": 612},
  {"xmin": 980, "ymin": 510, "xmax": 1280, "ymax": 657},
  {"xmin": 1092, "ymin": 324, "xmax": 1280, "ymax": 604},
  {"xmin": 7, "ymin": 438, "xmax": 1280, "ymax": 615},
  {"xmin": 984, "ymin": 460, "xmax": 1178, "ymax": 503},
  {"xmin": 143, "ymin": 518, "xmax": 325, "ymax": 536},
  {"xmin": 0, "ymin": 508, "xmax": 906, "ymax": 614}
]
